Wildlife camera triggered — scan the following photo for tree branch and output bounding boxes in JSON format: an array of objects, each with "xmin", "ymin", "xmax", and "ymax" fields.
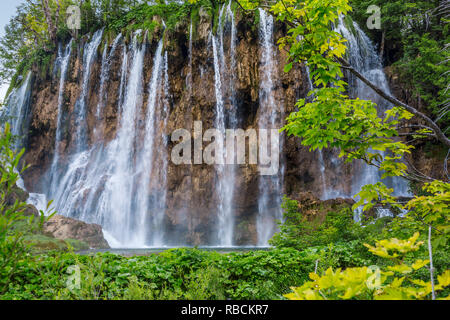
[{"xmin": 337, "ymin": 57, "xmax": 450, "ymax": 148}]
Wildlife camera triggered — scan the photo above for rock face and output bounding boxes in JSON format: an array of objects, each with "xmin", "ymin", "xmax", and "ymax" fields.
[{"xmin": 43, "ymin": 215, "xmax": 110, "ymax": 249}]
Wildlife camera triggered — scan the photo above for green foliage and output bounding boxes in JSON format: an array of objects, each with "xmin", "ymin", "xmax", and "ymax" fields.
[
  {"xmin": 285, "ymin": 233, "xmax": 450, "ymax": 300},
  {"xmin": 350, "ymin": 0, "xmax": 449, "ymax": 125},
  {"xmin": 0, "ymin": 124, "xmax": 53, "ymax": 295},
  {"xmin": 270, "ymin": 196, "xmax": 364, "ymax": 249},
  {"xmin": 106, "ymin": 0, "xmax": 219, "ymax": 35},
  {"xmin": 0, "ymin": 247, "xmax": 317, "ymax": 300}
]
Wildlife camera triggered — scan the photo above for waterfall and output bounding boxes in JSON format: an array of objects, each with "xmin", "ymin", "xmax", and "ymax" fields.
[
  {"xmin": 99, "ymin": 32, "xmax": 146, "ymax": 245},
  {"xmin": 45, "ymin": 31, "xmax": 173, "ymax": 247},
  {"xmin": 47, "ymin": 32, "xmax": 146, "ymax": 246},
  {"xmin": 210, "ymin": 1, "xmax": 237, "ymax": 246},
  {"xmin": 1, "ymin": 72, "xmax": 33, "ymax": 149},
  {"xmin": 12, "ymin": 9, "xmax": 414, "ymax": 248},
  {"xmin": 335, "ymin": 17, "xmax": 410, "ymax": 198},
  {"xmin": 158, "ymin": 51, "xmax": 171, "ymax": 244},
  {"xmin": 304, "ymin": 64, "xmax": 331, "ymax": 200},
  {"xmin": 74, "ymin": 29, "xmax": 103, "ymax": 152},
  {"xmin": 49, "ymin": 40, "xmax": 72, "ymax": 196},
  {"xmin": 95, "ymin": 34, "xmax": 122, "ymax": 123},
  {"xmin": 256, "ymin": 9, "xmax": 285, "ymax": 246},
  {"xmin": 0, "ymin": 72, "xmax": 48, "ymax": 212},
  {"xmin": 134, "ymin": 38, "xmax": 165, "ymax": 246},
  {"xmin": 1, "ymin": 70, "xmax": 50, "ymax": 214}
]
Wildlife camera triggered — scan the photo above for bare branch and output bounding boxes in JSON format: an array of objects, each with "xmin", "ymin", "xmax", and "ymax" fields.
[{"xmin": 337, "ymin": 57, "xmax": 450, "ymax": 148}]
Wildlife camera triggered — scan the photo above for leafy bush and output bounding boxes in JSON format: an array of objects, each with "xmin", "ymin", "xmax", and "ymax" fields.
[
  {"xmin": 269, "ymin": 196, "xmax": 368, "ymax": 249},
  {"xmin": 285, "ymin": 233, "xmax": 450, "ymax": 300},
  {"xmin": 0, "ymin": 247, "xmax": 318, "ymax": 300}
]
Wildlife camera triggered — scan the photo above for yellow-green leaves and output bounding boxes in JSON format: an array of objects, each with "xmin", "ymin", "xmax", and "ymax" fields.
[
  {"xmin": 285, "ymin": 233, "xmax": 450, "ymax": 300},
  {"xmin": 364, "ymin": 232, "xmax": 423, "ymax": 259},
  {"xmin": 285, "ymin": 266, "xmax": 377, "ymax": 300},
  {"xmin": 405, "ymin": 180, "xmax": 450, "ymax": 225}
]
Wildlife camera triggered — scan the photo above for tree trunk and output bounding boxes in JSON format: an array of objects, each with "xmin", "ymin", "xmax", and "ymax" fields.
[
  {"xmin": 379, "ymin": 30, "xmax": 385, "ymax": 60},
  {"xmin": 41, "ymin": 0, "xmax": 57, "ymax": 44}
]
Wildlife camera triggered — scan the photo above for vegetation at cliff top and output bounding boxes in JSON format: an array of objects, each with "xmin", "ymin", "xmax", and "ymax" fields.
[{"xmin": 0, "ymin": 0, "xmax": 233, "ymax": 91}]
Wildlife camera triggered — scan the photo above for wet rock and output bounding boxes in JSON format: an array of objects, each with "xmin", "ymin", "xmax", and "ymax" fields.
[{"xmin": 43, "ymin": 215, "xmax": 110, "ymax": 249}]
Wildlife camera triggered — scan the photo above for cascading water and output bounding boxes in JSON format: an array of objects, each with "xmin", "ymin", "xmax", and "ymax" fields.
[
  {"xmin": 301, "ymin": 17, "xmax": 412, "ymax": 221},
  {"xmin": 1, "ymin": 72, "xmax": 33, "ymax": 149},
  {"xmin": 45, "ymin": 30, "xmax": 173, "ymax": 247},
  {"xmin": 134, "ymin": 38, "xmax": 165, "ymax": 246},
  {"xmin": 95, "ymin": 34, "xmax": 122, "ymax": 125},
  {"xmin": 48, "ymin": 32, "xmax": 146, "ymax": 246},
  {"xmin": 187, "ymin": 20, "xmax": 193, "ymax": 97},
  {"xmin": 304, "ymin": 64, "xmax": 332, "ymax": 200},
  {"xmin": 74, "ymin": 29, "xmax": 103, "ymax": 152},
  {"xmin": 1, "ymin": 72, "xmax": 48, "ymax": 213},
  {"xmin": 335, "ymin": 17, "xmax": 410, "ymax": 199},
  {"xmin": 95, "ymin": 32, "xmax": 147, "ymax": 246},
  {"xmin": 210, "ymin": 1, "xmax": 238, "ymax": 246},
  {"xmin": 49, "ymin": 40, "xmax": 72, "ymax": 196},
  {"xmin": 256, "ymin": 9, "xmax": 285, "ymax": 246}
]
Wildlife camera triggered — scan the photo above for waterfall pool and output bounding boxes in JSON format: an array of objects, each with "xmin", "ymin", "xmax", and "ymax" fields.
[{"xmin": 76, "ymin": 246, "xmax": 272, "ymax": 256}]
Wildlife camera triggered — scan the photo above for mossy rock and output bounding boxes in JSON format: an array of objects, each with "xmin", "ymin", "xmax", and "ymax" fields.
[{"xmin": 24, "ymin": 234, "xmax": 90, "ymax": 252}]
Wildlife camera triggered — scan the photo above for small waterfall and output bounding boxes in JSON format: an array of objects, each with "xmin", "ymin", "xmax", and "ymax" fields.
[
  {"xmin": 210, "ymin": 2, "xmax": 238, "ymax": 246},
  {"xmin": 335, "ymin": 17, "xmax": 410, "ymax": 198},
  {"xmin": 100, "ymin": 32, "xmax": 146, "ymax": 245},
  {"xmin": 305, "ymin": 64, "xmax": 331, "ymax": 199},
  {"xmin": 1, "ymin": 70, "xmax": 50, "ymax": 214},
  {"xmin": 256, "ymin": 9, "xmax": 285, "ymax": 246},
  {"xmin": 0, "ymin": 72, "xmax": 48, "ymax": 212},
  {"xmin": 159, "ymin": 51, "xmax": 171, "ymax": 243},
  {"xmin": 95, "ymin": 34, "xmax": 122, "ymax": 123},
  {"xmin": 1, "ymin": 72, "xmax": 33, "ymax": 148},
  {"xmin": 74, "ymin": 29, "xmax": 103, "ymax": 152},
  {"xmin": 135, "ymin": 38, "xmax": 164, "ymax": 246},
  {"xmin": 49, "ymin": 40, "xmax": 72, "ymax": 196},
  {"xmin": 211, "ymin": 31, "xmax": 229, "ymax": 245},
  {"xmin": 226, "ymin": 0, "xmax": 237, "ymax": 127}
]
